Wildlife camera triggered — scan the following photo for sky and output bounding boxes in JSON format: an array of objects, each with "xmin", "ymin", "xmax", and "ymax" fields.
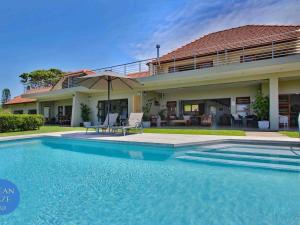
[{"xmin": 0, "ymin": 0, "xmax": 299, "ymax": 97}]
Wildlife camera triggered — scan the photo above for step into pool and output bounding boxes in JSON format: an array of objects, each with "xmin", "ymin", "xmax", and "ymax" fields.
[{"xmin": 0, "ymin": 137, "xmax": 299, "ymax": 225}]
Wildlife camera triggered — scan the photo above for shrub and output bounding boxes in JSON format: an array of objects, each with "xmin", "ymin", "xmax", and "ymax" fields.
[
  {"xmin": 0, "ymin": 114, "xmax": 44, "ymax": 132},
  {"xmin": 80, "ymin": 103, "xmax": 90, "ymax": 122}
]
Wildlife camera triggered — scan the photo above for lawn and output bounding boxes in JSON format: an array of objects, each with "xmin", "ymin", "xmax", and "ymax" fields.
[
  {"xmin": 0, "ymin": 126, "xmax": 246, "ymax": 137},
  {"xmin": 142, "ymin": 128, "xmax": 245, "ymax": 136},
  {"xmin": 279, "ymin": 131, "xmax": 300, "ymax": 138},
  {"xmin": 0, "ymin": 126, "xmax": 85, "ymax": 137}
]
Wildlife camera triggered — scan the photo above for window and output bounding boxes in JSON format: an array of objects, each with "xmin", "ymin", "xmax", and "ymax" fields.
[
  {"xmin": 184, "ymin": 104, "xmax": 199, "ymax": 112},
  {"xmin": 97, "ymin": 99, "xmax": 128, "ymax": 123},
  {"xmin": 13, "ymin": 110, "xmax": 23, "ymax": 114},
  {"xmin": 236, "ymin": 97, "xmax": 250, "ymax": 116},
  {"xmin": 58, "ymin": 106, "xmax": 63, "ymax": 116},
  {"xmin": 65, "ymin": 106, "xmax": 72, "ymax": 118},
  {"xmin": 167, "ymin": 101, "xmax": 177, "ymax": 117},
  {"xmin": 28, "ymin": 109, "xmax": 37, "ymax": 114}
]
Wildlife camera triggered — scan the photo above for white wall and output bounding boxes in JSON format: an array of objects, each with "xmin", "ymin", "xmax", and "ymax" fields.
[
  {"xmin": 71, "ymin": 93, "xmax": 89, "ymax": 126},
  {"xmin": 5, "ymin": 103, "xmax": 37, "ymax": 114}
]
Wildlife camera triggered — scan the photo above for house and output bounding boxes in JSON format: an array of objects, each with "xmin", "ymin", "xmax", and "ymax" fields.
[{"xmin": 4, "ymin": 25, "xmax": 300, "ymax": 130}]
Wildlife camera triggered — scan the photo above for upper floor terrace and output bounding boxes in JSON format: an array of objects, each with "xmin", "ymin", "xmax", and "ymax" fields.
[{"xmin": 24, "ymin": 25, "xmax": 300, "ymax": 93}]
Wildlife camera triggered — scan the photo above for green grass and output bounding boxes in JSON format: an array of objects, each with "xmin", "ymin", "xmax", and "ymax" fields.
[
  {"xmin": 0, "ymin": 126, "xmax": 85, "ymax": 137},
  {"xmin": 0, "ymin": 126, "xmax": 245, "ymax": 137},
  {"xmin": 279, "ymin": 131, "xmax": 300, "ymax": 138},
  {"xmin": 141, "ymin": 128, "xmax": 245, "ymax": 136}
]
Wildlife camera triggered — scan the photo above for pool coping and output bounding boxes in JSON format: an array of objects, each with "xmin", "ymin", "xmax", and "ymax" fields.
[{"xmin": 0, "ymin": 131, "xmax": 299, "ymax": 148}]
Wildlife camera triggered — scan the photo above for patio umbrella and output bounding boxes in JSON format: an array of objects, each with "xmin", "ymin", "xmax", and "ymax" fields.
[{"xmin": 78, "ymin": 71, "xmax": 142, "ymax": 126}]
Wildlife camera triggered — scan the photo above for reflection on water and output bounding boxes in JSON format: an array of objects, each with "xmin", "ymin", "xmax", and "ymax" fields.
[{"xmin": 41, "ymin": 138, "xmax": 173, "ymax": 161}]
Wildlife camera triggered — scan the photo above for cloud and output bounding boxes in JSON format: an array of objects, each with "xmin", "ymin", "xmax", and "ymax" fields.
[{"xmin": 130, "ymin": 0, "xmax": 300, "ymax": 59}]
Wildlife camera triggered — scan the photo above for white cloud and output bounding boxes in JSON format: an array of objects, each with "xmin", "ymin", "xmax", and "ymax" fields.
[{"xmin": 131, "ymin": 0, "xmax": 300, "ymax": 59}]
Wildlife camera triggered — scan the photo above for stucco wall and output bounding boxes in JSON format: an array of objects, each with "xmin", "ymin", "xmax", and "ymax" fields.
[{"xmin": 5, "ymin": 103, "xmax": 37, "ymax": 114}]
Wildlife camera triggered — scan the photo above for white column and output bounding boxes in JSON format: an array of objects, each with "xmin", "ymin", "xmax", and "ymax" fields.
[
  {"xmin": 36, "ymin": 102, "xmax": 40, "ymax": 114},
  {"xmin": 230, "ymin": 97, "xmax": 236, "ymax": 115},
  {"xmin": 71, "ymin": 94, "xmax": 77, "ymax": 127},
  {"xmin": 269, "ymin": 78, "xmax": 279, "ymax": 130}
]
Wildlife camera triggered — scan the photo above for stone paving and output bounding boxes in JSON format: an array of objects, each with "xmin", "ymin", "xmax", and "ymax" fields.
[{"xmin": 0, "ymin": 130, "xmax": 299, "ymax": 146}]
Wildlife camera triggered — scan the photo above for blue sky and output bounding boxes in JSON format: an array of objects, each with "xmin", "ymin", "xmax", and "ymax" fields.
[{"xmin": 0, "ymin": 0, "xmax": 299, "ymax": 97}]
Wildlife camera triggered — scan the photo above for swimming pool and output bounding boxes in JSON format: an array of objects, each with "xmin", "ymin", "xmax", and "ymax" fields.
[{"xmin": 0, "ymin": 137, "xmax": 299, "ymax": 225}]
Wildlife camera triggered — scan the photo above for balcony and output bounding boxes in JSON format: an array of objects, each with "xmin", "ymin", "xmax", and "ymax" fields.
[{"xmin": 94, "ymin": 29, "xmax": 300, "ymax": 78}]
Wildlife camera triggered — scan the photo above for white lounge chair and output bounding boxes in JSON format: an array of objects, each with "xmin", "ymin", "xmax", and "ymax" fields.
[
  {"xmin": 85, "ymin": 113, "xmax": 118, "ymax": 134},
  {"xmin": 111, "ymin": 112, "xmax": 143, "ymax": 136}
]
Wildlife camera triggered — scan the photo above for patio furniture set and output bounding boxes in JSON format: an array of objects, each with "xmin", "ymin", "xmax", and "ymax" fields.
[{"xmin": 85, "ymin": 112, "xmax": 143, "ymax": 136}]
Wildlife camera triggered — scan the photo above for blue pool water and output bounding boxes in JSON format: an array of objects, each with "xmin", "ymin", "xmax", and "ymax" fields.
[{"xmin": 0, "ymin": 137, "xmax": 299, "ymax": 225}]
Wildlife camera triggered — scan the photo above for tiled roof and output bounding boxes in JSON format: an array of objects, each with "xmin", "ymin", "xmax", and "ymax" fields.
[
  {"xmin": 127, "ymin": 71, "xmax": 150, "ymax": 78},
  {"xmin": 64, "ymin": 69, "xmax": 96, "ymax": 77},
  {"xmin": 25, "ymin": 86, "xmax": 52, "ymax": 94},
  {"xmin": 4, "ymin": 96, "xmax": 36, "ymax": 105},
  {"xmin": 158, "ymin": 25, "xmax": 300, "ymax": 63}
]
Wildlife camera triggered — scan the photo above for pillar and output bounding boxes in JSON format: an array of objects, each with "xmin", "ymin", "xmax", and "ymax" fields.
[{"xmin": 269, "ymin": 78, "xmax": 279, "ymax": 130}]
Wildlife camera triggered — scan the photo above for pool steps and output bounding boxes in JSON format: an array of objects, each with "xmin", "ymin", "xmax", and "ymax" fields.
[{"xmin": 176, "ymin": 147, "xmax": 300, "ymax": 172}]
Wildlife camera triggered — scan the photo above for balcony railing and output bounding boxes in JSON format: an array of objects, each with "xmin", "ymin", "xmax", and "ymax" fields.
[
  {"xmin": 24, "ymin": 30, "xmax": 300, "ymax": 93},
  {"xmin": 93, "ymin": 29, "xmax": 300, "ymax": 77}
]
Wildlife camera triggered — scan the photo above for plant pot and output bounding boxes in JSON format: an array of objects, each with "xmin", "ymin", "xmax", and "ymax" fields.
[
  {"xmin": 142, "ymin": 121, "xmax": 151, "ymax": 128},
  {"xmin": 83, "ymin": 122, "xmax": 91, "ymax": 127},
  {"xmin": 258, "ymin": 120, "xmax": 269, "ymax": 129}
]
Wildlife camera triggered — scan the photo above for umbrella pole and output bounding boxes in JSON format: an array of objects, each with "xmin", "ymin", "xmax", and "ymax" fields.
[{"xmin": 107, "ymin": 77, "xmax": 111, "ymax": 132}]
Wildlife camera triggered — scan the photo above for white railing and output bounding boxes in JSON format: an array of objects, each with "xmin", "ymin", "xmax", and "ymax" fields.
[
  {"xmin": 93, "ymin": 59, "xmax": 155, "ymax": 77},
  {"xmin": 24, "ymin": 29, "xmax": 300, "ymax": 92},
  {"xmin": 93, "ymin": 30, "xmax": 300, "ymax": 78}
]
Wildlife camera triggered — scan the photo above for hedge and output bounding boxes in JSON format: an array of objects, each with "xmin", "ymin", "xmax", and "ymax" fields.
[{"xmin": 0, "ymin": 114, "xmax": 44, "ymax": 132}]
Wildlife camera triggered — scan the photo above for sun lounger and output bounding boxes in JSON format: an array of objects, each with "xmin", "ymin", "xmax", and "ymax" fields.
[
  {"xmin": 111, "ymin": 113, "xmax": 143, "ymax": 136},
  {"xmin": 85, "ymin": 113, "xmax": 118, "ymax": 134}
]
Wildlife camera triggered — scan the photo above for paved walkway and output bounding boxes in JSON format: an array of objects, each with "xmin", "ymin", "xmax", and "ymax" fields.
[{"xmin": 0, "ymin": 131, "xmax": 299, "ymax": 146}]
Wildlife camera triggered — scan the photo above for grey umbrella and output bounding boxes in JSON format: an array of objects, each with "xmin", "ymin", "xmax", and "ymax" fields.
[{"xmin": 78, "ymin": 71, "xmax": 142, "ymax": 126}]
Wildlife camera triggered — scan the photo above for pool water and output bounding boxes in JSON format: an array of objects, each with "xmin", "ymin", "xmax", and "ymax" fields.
[{"xmin": 0, "ymin": 137, "xmax": 299, "ymax": 225}]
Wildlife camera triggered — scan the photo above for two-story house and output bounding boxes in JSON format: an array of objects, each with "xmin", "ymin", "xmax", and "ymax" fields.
[{"xmin": 4, "ymin": 25, "xmax": 300, "ymax": 130}]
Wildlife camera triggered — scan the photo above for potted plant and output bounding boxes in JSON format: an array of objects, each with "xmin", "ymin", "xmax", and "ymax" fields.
[
  {"xmin": 80, "ymin": 103, "xmax": 91, "ymax": 127},
  {"xmin": 142, "ymin": 100, "xmax": 152, "ymax": 128},
  {"xmin": 142, "ymin": 113, "xmax": 151, "ymax": 128},
  {"xmin": 157, "ymin": 109, "xmax": 167, "ymax": 127},
  {"xmin": 252, "ymin": 91, "xmax": 269, "ymax": 129}
]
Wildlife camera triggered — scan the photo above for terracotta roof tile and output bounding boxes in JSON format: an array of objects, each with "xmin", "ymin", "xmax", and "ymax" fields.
[
  {"xmin": 64, "ymin": 69, "xmax": 96, "ymax": 77},
  {"xmin": 4, "ymin": 96, "xmax": 36, "ymax": 105},
  {"xmin": 158, "ymin": 25, "xmax": 300, "ymax": 63},
  {"xmin": 127, "ymin": 71, "xmax": 150, "ymax": 78},
  {"xmin": 25, "ymin": 86, "xmax": 52, "ymax": 94}
]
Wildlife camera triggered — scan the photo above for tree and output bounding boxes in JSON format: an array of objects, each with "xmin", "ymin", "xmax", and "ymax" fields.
[
  {"xmin": 1, "ymin": 88, "xmax": 11, "ymax": 104},
  {"xmin": 19, "ymin": 68, "xmax": 65, "ymax": 88}
]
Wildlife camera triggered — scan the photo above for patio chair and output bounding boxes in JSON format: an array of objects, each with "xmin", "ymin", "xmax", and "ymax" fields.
[
  {"xmin": 201, "ymin": 114, "xmax": 213, "ymax": 126},
  {"xmin": 85, "ymin": 113, "xmax": 118, "ymax": 134},
  {"xmin": 111, "ymin": 112, "xmax": 143, "ymax": 136}
]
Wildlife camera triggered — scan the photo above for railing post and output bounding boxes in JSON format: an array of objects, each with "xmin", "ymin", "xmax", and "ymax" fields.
[
  {"xmin": 124, "ymin": 65, "xmax": 127, "ymax": 76},
  {"xmin": 139, "ymin": 62, "xmax": 141, "ymax": 72},
  {"xmin": 216, "ymin": 51, "xmax": 219, "ymax": 66},
  {"xmin": 272, "ymin": 40, "xmax": 274, "ymax": 59},
  {"xmin": 193, "ymin": 53, "xmax": 196, "ymax": 70},
  {"xmin": 242, "ymin": 46, "xmax": 245, "ymax": 62},
  {"xmin": 225, "ymin": 48, "xmax": 228, "ymax": 64},
  {"xmin": 67, "ymin": 77, "xmax": 70, "ymax": 88}
]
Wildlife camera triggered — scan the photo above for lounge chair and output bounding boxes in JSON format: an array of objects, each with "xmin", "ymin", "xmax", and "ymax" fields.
[
  {"xmin": 111, "ymin": 112, "xmax": 143, "ymax": 136},
  {"xmin": 85, "ymin": 113, "xmax": 118, "ymax": 134}
]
